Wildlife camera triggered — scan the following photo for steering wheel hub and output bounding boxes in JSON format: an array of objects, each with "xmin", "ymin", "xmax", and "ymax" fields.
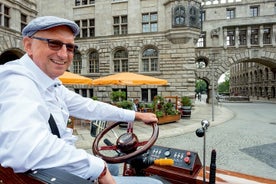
[{"xmin": 117, "ymin": 133, "xmax": 139, "ymax": 154}]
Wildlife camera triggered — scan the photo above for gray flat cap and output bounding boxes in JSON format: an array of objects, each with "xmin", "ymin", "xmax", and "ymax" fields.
[{"xmin": 22, "ymin": 16, "xmax": 80, "ymax": 37}]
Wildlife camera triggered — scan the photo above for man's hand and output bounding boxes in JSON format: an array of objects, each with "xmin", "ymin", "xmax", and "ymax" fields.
[
  {"xmin": 134, "ymin": 112, "xmax": 158, "ymax": 124},
  {"xmin": 98, "ymin": 167, "xmax": 116, "ymax": 184}
]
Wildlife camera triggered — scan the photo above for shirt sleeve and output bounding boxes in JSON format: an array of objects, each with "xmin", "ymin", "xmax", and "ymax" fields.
[
  {"xmin": 0, "ymin": 75, "xmax": 104, "ymax": 179},
  {"xmin": 61, "ymin": 86, "xmax": 136, "ymax": 122}
]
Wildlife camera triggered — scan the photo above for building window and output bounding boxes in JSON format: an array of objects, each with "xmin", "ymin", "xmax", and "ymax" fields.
[
  {"xmin": 113, "ymin": 15, "xmax": 128, "ymax": 35},
  {"xmin": 75, "ymin": 0, "xmax": 95, "ymax": 6},
  {"xmin": 263, "ymin": 27, "xmax": 271, "ymax": 44},
  {"xmin": 142, "ymin": 88, "xmax": 157, "ymax": 102},
  {"xmin": 113, "ymin": 49, "xmax": 128, "ymax": 72},
  {"xmin": 189, "ymin": 6, "xmax": 199, "ymax": 27},
  {"xmin": 239, "ymin": 29, "xmax": 247, "ymax": 45},
  {"xmin": 73, "ymin": 52, "xmax": 82, "ymax": 74},
  {"xmin": 142, "ymin": 48, "xmax": 158, "ymax": 72},
  {"xmin": 75, "ymin": 19, "xmax": 94, "ymax": 38},
  {"xmin": 227, "ymin": 29, "xmax": 235, "ymax": 46},
  {"xmin": 251, "ymin": 28, "xmax": 259, "ymax": 45},
  {"xmin": 173, "ymin": 5, "xmax": 185, "ymax": 26},
  {"xmin": 226, "ymin": 8, "xmax": 235, "ymax": 19},
  {"xmin": 197, "ymin": 32, "xmax": 206, "ymax": 47},
  {"xmin": 0, "ymin": 4, "xmax": 10, "ymax": 27},
  {"xmin": 88, "ymin": 51, "xmax": 99, "ymax": 73},
  {"xmin": 250, "ymin": 6, "xmax": 259, "ymax": 17},
  {"xmin": 74, "ymin": 88, "xmax": 93, "ymax": 98},
  {"xmin": 21, "ymin": 14, "xmax": 27, "ymax": 32},
  {"xmin": 142, "ymin": 12, "xmax": 157, "ymax": 32},
  {"xmin": 200, "ymin": 10, "xmax": 206, "ymax": 29}
]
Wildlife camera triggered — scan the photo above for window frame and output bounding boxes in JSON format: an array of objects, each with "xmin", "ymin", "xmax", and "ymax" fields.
[
  {"xmin": 88, "ymin": 50, "xmax": 99, "ymax": 73},
  {"xmin": 113, "ymin": 49, "xmax": 129, "ymax": 72},
  {"xmin": 142, "ymin": 12, "xmax": 158, "ymax": 33},
  {"xmin": 141, "ymin": 47, "xmax": 159, "ymax": 72},
  {"xmin": 113, "ymin": 15, "xmax": 128, "ymax": 35},
  {"xmin": 226, "ymin": 8, "xmax": 235, "ymax": 19},
  {"xmin": 250, "ymin": 6, "xmax": 259, "ymax": 17}
]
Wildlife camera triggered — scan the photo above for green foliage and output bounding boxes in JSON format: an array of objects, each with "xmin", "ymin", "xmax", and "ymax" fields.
[
  {"xmin": 218, "ymin": 80, "xmax": 229, "ymax": 93},
  {"xmin": 163, "ymin": 102, "xmax": 178, "ymax": 115},
  {"xmin": 218, "ymin": 72, "xmax": 230, "ymax": 94},
  {"xmin": 110, "ymin": 91, "xmax": 126, "ymax": 102},
  {"xmin": 91, "ymin": 96, "xmax": 98, "ymax": 100},
  {"xmin": 181, "ymin": 96, "xmax": 192, "ymax": 106},
  {"xmin": 195, "ymin": 79, "xmax": 207, "ymax": 94},
  {"xmin": 116, "ymin": 100, "xmax": 133, "ymax": 110},
  {"xmin": 153, "ymin": 95, "xmax": 178, "ymax": 117},
  {"xmin": 155, "ymin": 110, "xmax": 164, "ymax": 118}
]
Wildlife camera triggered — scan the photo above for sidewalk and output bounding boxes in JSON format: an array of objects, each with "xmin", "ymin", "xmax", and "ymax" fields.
[{"xmin": 74, "ymin": 99, "xmax": 235, "ymax": 151}]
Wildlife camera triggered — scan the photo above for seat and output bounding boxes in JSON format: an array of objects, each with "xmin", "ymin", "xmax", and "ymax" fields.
[{"xmin": 0, "ymin": 165, "xmax": 91, "ymax": 184}]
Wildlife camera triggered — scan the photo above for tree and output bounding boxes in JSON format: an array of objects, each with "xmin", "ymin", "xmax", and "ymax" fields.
[
  {"xmin": 218, "ymin": 71, "xmax": 230, "ymax": 94},
  {"xmin": 195, "ymin": 79, "xmax": 207, "ymax": 94}
]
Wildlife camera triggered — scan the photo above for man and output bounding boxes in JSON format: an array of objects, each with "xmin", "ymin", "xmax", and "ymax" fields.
[
  {"xmin": 0, "ymin": 16, "xmax": 162, "ymax": 184},
  {"xmin": 133, "ymin": 98, "xmax": 140, "ymax": 112}
]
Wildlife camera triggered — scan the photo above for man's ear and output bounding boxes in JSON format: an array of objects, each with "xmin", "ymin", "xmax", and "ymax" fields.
[{"xmin": 23, "ymin": 37, "xmax": 33, "ymax": 55}]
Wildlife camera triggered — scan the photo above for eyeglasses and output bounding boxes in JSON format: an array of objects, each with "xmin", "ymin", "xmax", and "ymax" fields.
[{"xmin": 30, "ymin": 36, "xmax": 78, "ymax": 53}]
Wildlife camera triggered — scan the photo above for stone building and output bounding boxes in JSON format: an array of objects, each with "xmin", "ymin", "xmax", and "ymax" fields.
[
  {"xmin": 1, "ymin": 0, "xmax": 276, "ymax": 102},
  {"xmin": 196, "ymin": 0, "xmax": 276, "ymax": 102}
]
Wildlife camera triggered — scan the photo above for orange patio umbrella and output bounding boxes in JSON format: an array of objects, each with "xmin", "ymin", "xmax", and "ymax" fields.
[
  {"xmin": 92, "ymin": 72, "xmax": 168, "ymax": 86},
  {"xmin": 59, "ymin": 71, "xmax": 93, "ymax": 85}
]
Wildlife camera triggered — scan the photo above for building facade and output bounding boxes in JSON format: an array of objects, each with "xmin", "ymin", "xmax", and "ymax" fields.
[
  {"xmin": 196, "ymin": 0, "xmax": 276, "ymax": 102},
  {"xmin": 1, "ymin": 0, "xmax": 276, "ymax": 102}
]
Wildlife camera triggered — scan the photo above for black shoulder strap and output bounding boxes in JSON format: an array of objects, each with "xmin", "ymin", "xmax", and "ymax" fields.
[{"xmin": 48, "ymin": 114, "xmax": 61, "ymax": 138}]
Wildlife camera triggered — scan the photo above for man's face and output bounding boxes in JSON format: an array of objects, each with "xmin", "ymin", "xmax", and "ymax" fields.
[{"xmin": 23, "ymin": 26, "xmax": 76, "ymax": 79}]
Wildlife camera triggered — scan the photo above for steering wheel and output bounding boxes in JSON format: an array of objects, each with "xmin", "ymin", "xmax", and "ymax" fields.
[{"xmin": 92, "ymin": 121, "xmax": 159, "ymax": 163}]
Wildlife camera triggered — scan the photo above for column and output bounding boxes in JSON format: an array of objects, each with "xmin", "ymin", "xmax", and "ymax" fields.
[
  {"xmin": 223, "ymin": 28, "xmax": 227, "ymax": 49},
  {"xmin": 235, "ymin": 27, "xmax": 239, "ymax": 48},
  {"xmin": 81, "ymin": 53, "xmax": 88, "ymax": 75},
  {"xmin": 272, "ymin": 24, "xmax": 276, "ymax": 47},
  {"xmin": 247, "ymin": 26, "xmax": 251, "ymax": 48},
  {"xmin": 259, "ymin": 25, "xmax": 264, "ymax": 48}
]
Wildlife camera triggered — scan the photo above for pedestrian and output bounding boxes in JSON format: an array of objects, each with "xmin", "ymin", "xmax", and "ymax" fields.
[
  {"xmin": 0, "ymin": 16, "xmax": 162, "ymax": 184},
  {"xmin": 133, "ymin": 98, "xmax": 140, "ymax": 112},
  {"xmin": 198, "ymin": 93, "xmax": 201, "ymax": 101}
]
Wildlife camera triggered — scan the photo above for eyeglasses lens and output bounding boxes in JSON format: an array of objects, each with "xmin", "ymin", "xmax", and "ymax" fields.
[{"xmin": 48, "ymin": 40, "xmax": 75, "ymax": 52}]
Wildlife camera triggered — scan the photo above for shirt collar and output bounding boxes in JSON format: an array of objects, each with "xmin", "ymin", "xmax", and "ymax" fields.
[{"xmin": 21, "ymin": 54, "xmax": 62, "ymax": 91}]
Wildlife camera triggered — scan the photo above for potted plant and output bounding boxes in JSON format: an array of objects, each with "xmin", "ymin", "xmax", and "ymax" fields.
[
  {"xmin": 153, "ymin": 95, "xmax": 181, "ymax": 124},
  {"xmin": 180, "ymin": 96, "xmax": 192, "ymax": 118},
  {"xmin": 110, "ymin": 91, "xmax": 126, "ymax": 103},
  {"xmin": 116, "ymin": 100, "xmax": 133, "ymax": 110}
]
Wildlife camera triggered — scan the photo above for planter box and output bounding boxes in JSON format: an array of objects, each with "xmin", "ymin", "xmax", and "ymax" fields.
[{"xmin": 158, "ymin": 114, "xmax": 181, "ymax": 125}]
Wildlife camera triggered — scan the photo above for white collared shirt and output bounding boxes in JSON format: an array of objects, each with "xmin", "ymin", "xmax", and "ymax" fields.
[{"xmin": 0, "ymin": 54, "xmax": 135, "ymax": 180}]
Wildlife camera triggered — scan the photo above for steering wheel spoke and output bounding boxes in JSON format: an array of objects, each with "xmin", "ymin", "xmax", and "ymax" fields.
[{"xmin": 99, "ymin": 145, "xmax": 118, "ymax": 151}]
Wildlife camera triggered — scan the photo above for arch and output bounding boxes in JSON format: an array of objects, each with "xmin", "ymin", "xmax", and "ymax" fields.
[
  {"xmin": 0, "ymin": 48, "xmax": 24, "ymax": 64},
  {"xmin": 112, "ymin": 47, "xmax": 128, "ymax": 72},
  {"xmin": 140, "ymin": 45, "xmax": 159, "ymax": 72},
  {"xmin": 72, "ymin": 51, "xmax": 82, "ymax": 73}
]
